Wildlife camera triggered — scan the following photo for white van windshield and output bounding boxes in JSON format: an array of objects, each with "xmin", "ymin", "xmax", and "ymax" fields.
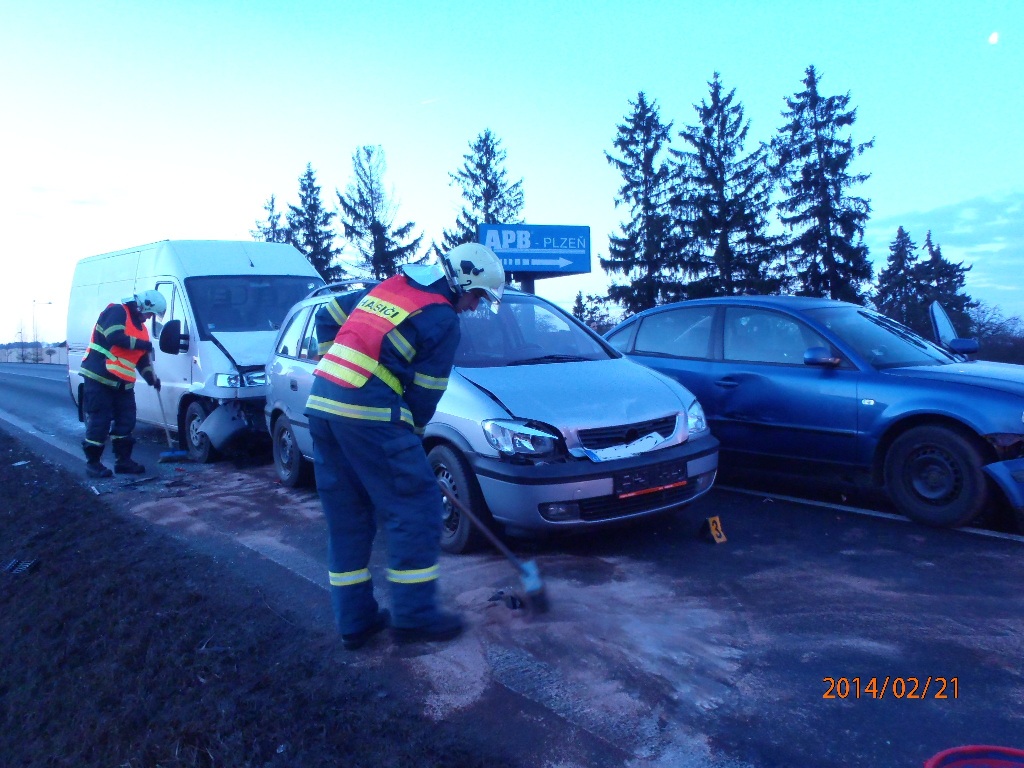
[{"xmin": 186, "ymin": 275, "xmax": 325, "ymax": 338}]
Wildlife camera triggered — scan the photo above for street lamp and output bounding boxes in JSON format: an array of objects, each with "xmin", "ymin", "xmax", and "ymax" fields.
[{"xmin": 32, "ymin": 300, "xmax": 52, "ymax": 364}]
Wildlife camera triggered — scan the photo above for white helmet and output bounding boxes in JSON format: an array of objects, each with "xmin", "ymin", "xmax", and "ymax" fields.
[
  {"xmin": 133, "ymin": 289, "xmax": 167, "ymax": 318},
  {"xmin": 440, "ymin": 243, "xmax": 506, "ymax": 313}
]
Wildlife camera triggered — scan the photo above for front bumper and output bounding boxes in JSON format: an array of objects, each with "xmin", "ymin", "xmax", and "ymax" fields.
[
  {"xmin": 470, "ymin": 434, "xmax": 719, "ymax": 532},
  {"xmin": 983, "ymin": 457, "xmax": 1024, "ymax": 524}
]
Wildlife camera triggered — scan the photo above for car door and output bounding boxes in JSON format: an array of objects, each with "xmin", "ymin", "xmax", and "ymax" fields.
[
  {"xmin": 268, "ymin": 304, "xmax": 318, "ymax": 456},
  {"xmin": 711, "ymin": 306, "xmax": 861, "ymax": 465}
]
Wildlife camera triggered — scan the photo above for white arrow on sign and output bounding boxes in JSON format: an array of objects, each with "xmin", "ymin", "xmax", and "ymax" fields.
[{"xmin": 529, "ymin": 257, "xmax": 573, "ymax": 267}]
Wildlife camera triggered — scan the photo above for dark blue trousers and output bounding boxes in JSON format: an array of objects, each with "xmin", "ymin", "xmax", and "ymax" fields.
[
  {"xmin": 83, "ymin": 379, "xmax": 136, "ymax": 446},
  {"xmin": 308, "ymin": 415, "xmax": 446, "ymax": 635}
]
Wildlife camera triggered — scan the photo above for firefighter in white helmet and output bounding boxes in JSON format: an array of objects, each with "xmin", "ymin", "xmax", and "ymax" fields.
[
  {"xmin": 79, "ymin": 290, "xmax": 166, "ymax": 477},
  {"xmin": 304, "ymin": 243, "xmax": 505, "ymax": 648}
]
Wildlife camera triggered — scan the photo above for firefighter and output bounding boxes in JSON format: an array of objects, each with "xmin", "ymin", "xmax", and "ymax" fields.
[
  {"xmin": 305, "ymin": 243, "xmax": 505, "ymax": 648},
  {"xmin": 80, "ymin": 290, "xmax": 166, "ymax": 478}
]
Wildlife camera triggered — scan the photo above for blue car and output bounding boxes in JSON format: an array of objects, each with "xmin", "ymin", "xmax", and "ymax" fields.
[{"xmin": 605, "ymin": 295, "xmax": 1024, "ymax": 530}]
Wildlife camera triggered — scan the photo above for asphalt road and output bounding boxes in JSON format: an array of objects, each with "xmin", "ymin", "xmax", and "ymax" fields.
[{"xmin": 3, "ymin": 361, "xmax": 1023, "ymax": 767}]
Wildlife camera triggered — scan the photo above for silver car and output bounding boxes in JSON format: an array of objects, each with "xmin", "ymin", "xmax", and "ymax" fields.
[{"xmin": 265, "ymin": 284, "xmax": 719, "ymax": 553}]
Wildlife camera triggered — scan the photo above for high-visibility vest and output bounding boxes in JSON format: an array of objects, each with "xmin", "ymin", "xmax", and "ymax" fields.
[
  {"xmin": 85, "ymin": 303, "xmax": 150, "ymax": 383},
  {"xmin": 313, "ymin": 276, "xmax": 450, "ymax": 396}
]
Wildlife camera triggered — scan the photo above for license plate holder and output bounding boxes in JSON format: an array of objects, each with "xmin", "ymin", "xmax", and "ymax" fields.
[{"xmin": 614, "ymin": 460, "xmax": 688, "ymax": 499}]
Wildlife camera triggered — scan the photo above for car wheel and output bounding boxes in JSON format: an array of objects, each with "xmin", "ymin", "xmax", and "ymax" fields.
[
  {"xmin": 884, "ymin": 425, "xmax": 989, "ymax": 528},
  {"xmin": 428, "ymin": 445, "xmax": 488, "ymax": 554},
  {"xmin": 184, "ymin": 401, "xmax": 218, "ymax": 463},
  {"xmin": 273, "ymin": 415, "xmax": 309, "ymax": 487}
]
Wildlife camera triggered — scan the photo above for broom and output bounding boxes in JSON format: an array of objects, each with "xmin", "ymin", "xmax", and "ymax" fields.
[{"xmin": 151, "ymin": 353, "xmax": 189, "ymax": 463}]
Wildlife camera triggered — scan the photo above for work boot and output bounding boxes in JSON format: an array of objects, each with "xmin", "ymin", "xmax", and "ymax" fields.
[
  {"xmin": 112, "ymin": 436, "xmax": 146, "ymax": 475},
  {"xmin": 342, "ymin": 609, "xmax": 390, "ymax": 651},
  {"xmin": 83, "ymin": 442, "xmax": 113, "ymax": 479},
  {"xmin": 86, "ymin": 461, "xmax": 113, "ymax": 479},
  {"xmin": 392, "ymin": 611, "xmax": 464, "ymax": 644}
]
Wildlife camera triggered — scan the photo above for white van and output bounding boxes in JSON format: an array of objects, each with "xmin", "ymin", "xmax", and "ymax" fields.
[{"xmin": 67, "ymin": 240, "xmax": 325, "ymax": 460}]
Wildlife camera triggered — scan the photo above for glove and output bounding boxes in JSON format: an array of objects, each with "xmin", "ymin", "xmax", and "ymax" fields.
[{"xmin": 152, "ymin": 377, "xmax": 161, "ymax": 392}]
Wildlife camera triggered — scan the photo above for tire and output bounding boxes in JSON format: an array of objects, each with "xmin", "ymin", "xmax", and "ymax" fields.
[
  {"xmin": 184, "ymin": 401, "xmax": 218, "ymax": 464},
  {"xmin": 273, "ymin": 415, "xmax": 309, "ymax": 488},
  {"xmin": 884, "ymin": 425, "xmax": 989, "ymax": 528},
  {"xmin": 428, "ymin": 445, "xmax": 489, "ymax": 554}
]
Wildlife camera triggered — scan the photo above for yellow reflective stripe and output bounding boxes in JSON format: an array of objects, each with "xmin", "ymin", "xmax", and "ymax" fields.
[
  {"xmin": 306, "ymin": 396, "xmax": 394, "ymax": 421},
  {"xmin": 399, "ymin": 408, "xmax": 413, "ymax": 427},
  {"xmin": 80, "ymin": 369, "xmax": 120, "ymax": 386},
  {"xmin": 374, "ymin": 365, "xmax": 403, "ymax": 396},
  {"xmin": 87, "ymin": 342, "xmax": 116, "ymax": 361},
  {"xmin": 318, "ymin": 339, "xmax": 334, "ymax": 356},
  {"xmin": 329, "ymin": 568, "xmax": 371, "ymax": 587},
  {"xmin": 318, "ymin": 356, "xmax": 370, "ymax": 387},
  {"xmin": 412, "ymin": 372, "xmax": 448, "ymax": 391},
  {"xmin": 327, "ymin": 299, "xmax": 348, "ymax": 325},
  {"xmin": 332, "ymin": 344, "xmax": 377, "ymax": 372},
  {"xmin": 357, "ymin": 295, "xmax": 411, "ymax": 324},
  {"xmin": 388, "ymin": 328, "xmax": 415, "ymax": 362},
  {"xmin": 386, "ymin": 564, "xmax": 439, "ymax": 584}
]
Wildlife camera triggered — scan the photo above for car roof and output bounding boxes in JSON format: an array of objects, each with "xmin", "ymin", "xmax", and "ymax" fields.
[{"xmin": 635, "ymin": 295, "xmax": 860, "ymax": 316}]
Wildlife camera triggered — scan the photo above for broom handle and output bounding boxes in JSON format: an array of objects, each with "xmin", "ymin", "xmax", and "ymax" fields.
[
  {"xmin": 437, "ymin": 482, "xmax": 527, "ymax": 573},
  {"xmin": 150, "ymin": 352, "xmax": 175, "ymax": 450}
]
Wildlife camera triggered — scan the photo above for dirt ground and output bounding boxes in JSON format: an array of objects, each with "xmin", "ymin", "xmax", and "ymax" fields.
[{"xmin": 0, "ymin": 427, "xmax": 519, "ymax": 768}]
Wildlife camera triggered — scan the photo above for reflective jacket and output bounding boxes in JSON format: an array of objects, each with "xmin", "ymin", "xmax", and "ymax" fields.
[
  {"xmin": 81, "ymin": 303, "xmax": 155, "ymax": 388},
  {"xmin": 304, "ymin": 275, "xmax": 460, "ymax": 433}
]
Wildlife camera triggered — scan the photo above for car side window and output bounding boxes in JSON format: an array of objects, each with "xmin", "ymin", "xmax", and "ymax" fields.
[
  {"xmin": 723, "ymin": 308, "xmax": 828, "ymax": 364},
  {"xmin": 634, "ymin": 307, "xmax": 715, "ymax": 359},
  {"xmin": 605, "ymin": 322, "xmax": 636, "ymax": 353},
  {"xmin": 299, "ymin": 303, "xmax": 325, "ymax": 361},
  {"xmin": 277, "ymin": 306, "xmax": 310, "ymax": 358}
]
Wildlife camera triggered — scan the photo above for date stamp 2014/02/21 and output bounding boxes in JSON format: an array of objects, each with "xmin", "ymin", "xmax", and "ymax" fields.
[{"xmin": 823, "ymin": 677, "xmax": 959, "ymax": 700}]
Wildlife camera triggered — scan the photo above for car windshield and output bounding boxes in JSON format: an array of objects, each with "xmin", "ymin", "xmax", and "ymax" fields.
[
  {"xmin": 454, "ymin": 292, "xmax": 614, "ymax": 368},
  {"xmin": 804, "ymin": 305, "xmax": 957, "ymax": 369},
  {"xmin": 186, "ymin": 275, "xmax": 325, "ymax": 339}
]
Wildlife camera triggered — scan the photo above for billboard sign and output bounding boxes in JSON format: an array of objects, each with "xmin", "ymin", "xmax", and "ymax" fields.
[{"xmin": 478, "ymin": 224, "xmax": 591, "ymax": 275}]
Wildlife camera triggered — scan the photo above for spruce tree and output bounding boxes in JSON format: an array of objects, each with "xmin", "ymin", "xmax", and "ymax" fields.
[
  {"xmin": 603, "ymin": 92, "xmax": 680, "ymax": 315},
  {"xmin": 916, "ymin": 231, "xmax": 974, "ymax": 336},
  {"xmin": 875, "ymin": 226, "xmax": 922, "ymax": 330},
  {"xmin": 286, "ymin": 163, "xmax": 341, "ymax": 281},
  {"xmin": 670, "ymin": 73, "xmax": 785, "ymax": 298},
  {"xmin": 571, "ymin": 291, "xmax": 614, "ymax": 333},
  {"xmin": 337, "ymin": 146, "xmax": 424, "ymax": 280},
  {"xmin": 251, "ymin": 194, "xmax": 289, "ymax": 243},
  {"xmin": 442, "ymin": 129, "xmax": 524, "ymax": 250},
  {"xmin": 772, "ymin": 66, "xmax": 874, "ymax": 302}
]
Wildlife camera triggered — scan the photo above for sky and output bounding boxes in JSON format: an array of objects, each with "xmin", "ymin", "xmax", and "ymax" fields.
[{"xmin": 1, "ymin": 0, "xmax": 1021, "ymax": 345}]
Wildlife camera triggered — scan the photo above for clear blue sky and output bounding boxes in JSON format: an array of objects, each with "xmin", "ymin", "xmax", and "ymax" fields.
[{"xmin": 1, "ymin": 0, "xmax": 1021, "ymax": 344}]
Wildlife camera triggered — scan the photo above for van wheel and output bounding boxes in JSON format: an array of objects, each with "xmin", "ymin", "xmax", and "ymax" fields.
[
  {"xmin": 429, "ymin": 445, "xmax": 489, "ymax": 554},
  {"xmin": 884, "ymin": 425, "xmax": 989, "ymax": 528},
  {"xmin": 184, "ymin": 402, "xmax": 218, "ymax": 463},
  {"xmin": 273, "ymin": 415, "xmax": 309, "ymax": 487}
]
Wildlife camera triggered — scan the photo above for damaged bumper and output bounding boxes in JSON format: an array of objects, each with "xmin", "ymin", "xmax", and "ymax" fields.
[
  {"xmin": 198, "ymin": 400, "xmax": 266, "ymax": 449},
  {"xmin": 983, "ymin": 457, "xmax": 1024, "ymax": 521}
]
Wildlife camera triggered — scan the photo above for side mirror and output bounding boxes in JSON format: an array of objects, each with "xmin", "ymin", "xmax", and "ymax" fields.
[
  {"xmin": 159, "ymin": 319, "xmax": 189, "ymax": 354},
  {"xmin": 804, "ymin": 346, "xmax": 841, "ymax": 367}
]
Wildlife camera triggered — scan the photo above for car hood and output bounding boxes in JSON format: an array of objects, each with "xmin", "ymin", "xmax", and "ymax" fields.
[
  {"xmin": 455, "ymin": 358, "xmax": 691, "ymax": 426},
  {"xmin": 888, "ymin": 360, "xmax": 1024, "ymax": 396},
  {"xmin": 210, "ymin": 331, "xmax": 280, "ymax": 368}
]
